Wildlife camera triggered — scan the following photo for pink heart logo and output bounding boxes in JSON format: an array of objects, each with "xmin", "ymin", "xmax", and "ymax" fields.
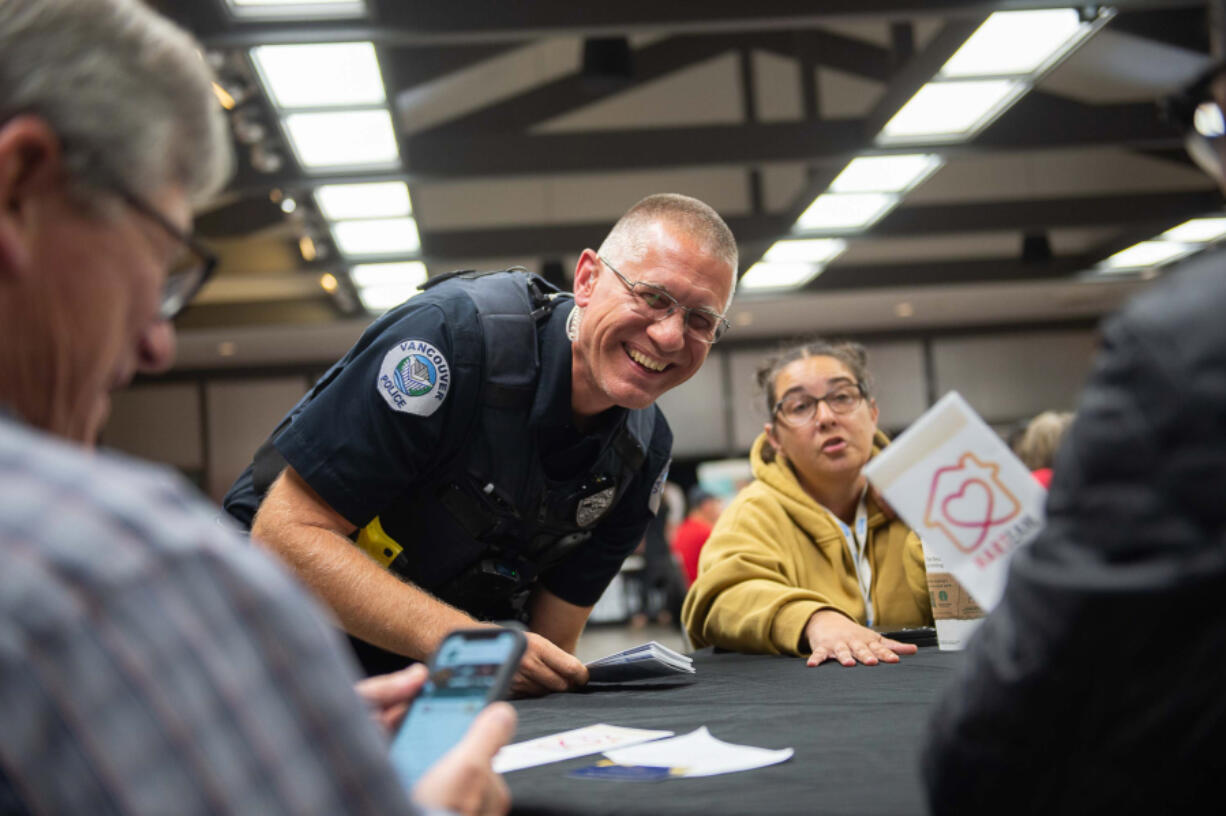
[{"xmin": 940, "ymin": 477, "xmax": 996, "ymax": 550}]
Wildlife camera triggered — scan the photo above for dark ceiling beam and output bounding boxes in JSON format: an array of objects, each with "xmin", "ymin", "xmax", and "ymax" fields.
[
  {"xmin": 223, "ymin": 95, "xmax": 1179, "ymax": 194},
  {"xmin": 804, "ymin": 255, "xmax": 1086, "ymax": 291},
  {"xmin": 1108, "ymin": 8, "xmax": 1210, "ymax": 54},
  {"xmin": 187, "ymin": 1, "xmax": 1208, "ymax": 47},
  {"xmin": 396, "ymin": 99, "xmax": 1179, "ymax": 180},
  {"xmin": 422, "ymin": 29, "xmax": 891, "ymax": 137},
  {"xmin": 417, "ymin": 191, "xmax": 1219, "ymax": 260},
  {"xmin": 406, "ymin": 119, "xmax": 866, "ymax": 178},
  {"xmin": 725, "ymin": 30, "xmax": 895, "ymax": 83},
  {"xmin": 424, "ymin": 34, "xmax": 748, "ymax": 136},
  {"xmin": 872, "ymin": 190, "xmax": 1221, "ymax": 237},
  {"xmin": 381, "ymin": 42, "xmax": 529, "ymax": 91},
  {"xmin": 420, "ymin": 215, "xmax": 791, "ymax": 259}
]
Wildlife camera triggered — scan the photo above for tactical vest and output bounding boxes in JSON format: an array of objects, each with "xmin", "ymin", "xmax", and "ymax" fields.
[{"xmin": 252, "ymin": 269, "xmax": 658, "ymax": 622}]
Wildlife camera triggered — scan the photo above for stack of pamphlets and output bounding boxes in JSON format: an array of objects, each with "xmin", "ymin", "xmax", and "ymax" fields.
[{"xmin": 585, "ymin": 641, "xmax": 695, "ymax": 683}]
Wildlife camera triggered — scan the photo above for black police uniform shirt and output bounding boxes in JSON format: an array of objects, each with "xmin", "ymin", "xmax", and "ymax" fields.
[{"xmin": 224, "ymin": 284, "xmax": 673, "ymax": 613}]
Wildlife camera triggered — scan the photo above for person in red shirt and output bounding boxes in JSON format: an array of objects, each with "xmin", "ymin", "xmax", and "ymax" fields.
[{"xmin": 671, "ymin": 487, "xmax": 723, "ymax": 586}]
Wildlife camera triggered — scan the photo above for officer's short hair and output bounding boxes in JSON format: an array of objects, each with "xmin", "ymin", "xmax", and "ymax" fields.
[
  {"xmin": 0, "ymin": 0, "xmax": 232, "ymax": 209},
  {"xmin": 599, "ymin": 193, "xmax": 739, "ymax": 310}
]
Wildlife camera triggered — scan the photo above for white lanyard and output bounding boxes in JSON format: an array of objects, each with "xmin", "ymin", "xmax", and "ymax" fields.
[{"xmin": 833, "ymin": 491, "xmax": 873, "ymax": 628}]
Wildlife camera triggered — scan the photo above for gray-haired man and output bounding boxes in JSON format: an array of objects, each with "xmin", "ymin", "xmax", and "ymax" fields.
[{"xmin": 0, "ymin": 1, "xmax": 512, "ymax": 814}]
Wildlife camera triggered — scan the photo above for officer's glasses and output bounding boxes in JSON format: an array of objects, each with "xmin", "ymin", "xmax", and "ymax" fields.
[
  {"xmin": 599, "ymin": 255, "xmax": 730, "ymax": 344},
  {"xmin": 1163, "ymin": 61, "xmax": 1226, "ymax": 184},
  {"xmin": 114, "ymin": 186, "xmax": 218, "ymax": 321},
  {"xmin": 772, "ymin": 383, "xmax": 866, "ymax": 427}
]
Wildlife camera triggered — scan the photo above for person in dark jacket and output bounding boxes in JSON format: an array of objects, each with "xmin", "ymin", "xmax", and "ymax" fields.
[{"xmin": 922, "ymin": 59, "xmax": 1226, "ymax": 813}]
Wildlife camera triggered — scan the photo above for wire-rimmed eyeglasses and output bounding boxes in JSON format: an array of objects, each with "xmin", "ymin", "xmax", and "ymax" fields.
[
  {"xmin": 598, "ymin": 255, "xmax": 730, "ymax": 344},
  {"xmin": 772, "ymin": 383, "xmax": 867, "ymax": 427},
  {"xmin": 114, "ymin": 186, "xmax": 218, "ymax": 321}
]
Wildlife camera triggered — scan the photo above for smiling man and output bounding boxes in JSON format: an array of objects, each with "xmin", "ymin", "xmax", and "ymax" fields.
[{"xmin": 225, "ymin": 194, "xmax": 737, "ymax": 694}]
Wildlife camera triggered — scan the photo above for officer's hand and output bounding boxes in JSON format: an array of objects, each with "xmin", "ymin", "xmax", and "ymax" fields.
[
  {"xmin": 510, "ymin": 632, "xmax": 589, "ymax": 697},
  {"xmin": 354, "ymin": 663, "xmax": 427, "ymax": 734},
  {"xmin": 805, "ymin": 609, "xmax": 917, "ymax": 667},
  {"xmin": 413, "ymin": 702, "xmax": 516, "ymax": 816}
]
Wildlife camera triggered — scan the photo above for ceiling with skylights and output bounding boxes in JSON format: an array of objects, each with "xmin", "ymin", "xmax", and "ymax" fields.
[{"xmin": 155, "ymin": 0, "xmax": 1217, "ymax": 335}]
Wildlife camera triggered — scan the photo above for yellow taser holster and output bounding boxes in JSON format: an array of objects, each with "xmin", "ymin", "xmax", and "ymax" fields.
[{"xmin": 356, "ymin": 515, "xmax": 403, "ymax": 569}]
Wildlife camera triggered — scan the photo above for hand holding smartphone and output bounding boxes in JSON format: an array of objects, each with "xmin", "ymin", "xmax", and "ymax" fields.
[{"xmin": 389, "ymin": 628, "xmax": 526, "ymax": 790}]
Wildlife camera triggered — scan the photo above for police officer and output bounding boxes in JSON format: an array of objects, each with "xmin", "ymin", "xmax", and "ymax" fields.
[{"xmin": 224, "ymin": 194, "xmax": 737, "ymax": 696}]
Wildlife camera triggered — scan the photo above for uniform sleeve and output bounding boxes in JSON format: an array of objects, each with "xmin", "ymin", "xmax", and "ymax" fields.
[
  {"xmin": 273, "ymin": 300, "xmax": 480, "ymax": 527},
  {"xmin": 538, "ymin": 415, "xmax": 673, "ymax": 607},
  {"xmin": 681, "ymin": 494, "xmax": 839, "ymax": 656}
]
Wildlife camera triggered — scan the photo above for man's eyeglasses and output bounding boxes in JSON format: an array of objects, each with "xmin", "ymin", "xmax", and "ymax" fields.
[
  {"xmin": 772, "ymin": 383, "xmax": 866, "ymax": 427},
  {"xmin": 598, "ymin": 255, "xmax": 730, "ymax": 344},
  {"xmin": 1163, "ymin": 61, "xmax": 1226, "ymax": 183},
  {"xmin": 115, "ymin": 187, "xmax": 218, "ymax": 321}
]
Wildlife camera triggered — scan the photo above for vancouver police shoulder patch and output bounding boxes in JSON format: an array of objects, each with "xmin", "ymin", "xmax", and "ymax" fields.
[{"xmin": 377, "ymin": 339, "xmax": 451, "ymax": 416}]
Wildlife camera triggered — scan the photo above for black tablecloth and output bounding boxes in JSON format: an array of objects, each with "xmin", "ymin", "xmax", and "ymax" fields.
[{"xmin": 506, "ymin": 647, "xmax": 964, "ymax": 816}]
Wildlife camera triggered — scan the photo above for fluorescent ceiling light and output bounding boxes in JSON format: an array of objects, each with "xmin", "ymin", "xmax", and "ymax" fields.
[
  {"xmin": 351, "ymin": 261, "xmax": 429, "ymax": 289},
  {"xmin": 1162, "ymin": 217, "xmax": 1226, "ymax": 244},
  {"xmin": 331, "ymin": 217, "xmax": 421, "ymax": 256},
  {"xmin": 283, "ymin": 109, "xmax": 399, "ymax": 170},
  {"xmin": 315, "ymin": 181, "xmax": 412, "ymax": 220},
  {"xmin": 226, "ymin": 0, "xmax": 366, "ymax": 20},
  {"xmin": 252, "ymin": 43, "xmax": 386, "ymax": 109},
  {"xmin": 740, "ymin": 262, "xmax": 825, "ymax": 291},
  {"xmin": 1099, "ymin": 241, "xmax": 1197, "ymax": 272},
  {"xmin": 795, "ymin": 193, "xmax": 898, "ymax": 232},
  {"xmin": 879, "ymin": 79, "xmax": 1025, "ymax": 144},
  {"xmin": 357, "ymin": 284, "xmax": 422, "ymax": 312},
  {"xmin": 763, "ymin": 238, "xmax": 848, "ymax": 265},
  {"xmin": 940, "ymin": 10, "xmax": 1088, "ymax": 78},
  {"xmin": 829, "ymin": 155, "xmax": 943, "ymax": 193}
]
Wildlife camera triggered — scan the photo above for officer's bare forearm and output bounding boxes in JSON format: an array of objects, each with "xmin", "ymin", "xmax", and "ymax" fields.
[
  {"xmin": 252, "ymin": 468, "xmax": 478, "ymax": 659},
  {"xmin": 527, "ymin": 587, "xmax": 592, "ymax": 654}
]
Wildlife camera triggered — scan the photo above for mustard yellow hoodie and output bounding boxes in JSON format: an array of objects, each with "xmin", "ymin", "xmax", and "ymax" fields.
[{"xmin": 682, "ymin": 430, "xmax": 932, "ymax": 656}]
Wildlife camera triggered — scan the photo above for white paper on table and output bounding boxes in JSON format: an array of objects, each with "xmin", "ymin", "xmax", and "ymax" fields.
[
  {"xmin": 492, "ymin": 724, "xmax": 673, "ymax": 773},
  {"xmin": 863, "ymin": 391, "xmax": 1047, "ymax": 610},
  {"xmin": 602, "ymin": 726, "xmax": 793, "ymax": 777}
]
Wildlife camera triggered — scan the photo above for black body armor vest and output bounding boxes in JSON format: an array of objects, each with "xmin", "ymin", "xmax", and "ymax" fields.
[{"xmin": 252, "ymin": 270, "xmax": 658, "ymax": 622}]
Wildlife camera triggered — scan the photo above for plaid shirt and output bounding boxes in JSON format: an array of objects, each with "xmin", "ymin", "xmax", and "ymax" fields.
[{"xmin": 0, "ymin": 416, "xmax": 421, "ymax": 815}]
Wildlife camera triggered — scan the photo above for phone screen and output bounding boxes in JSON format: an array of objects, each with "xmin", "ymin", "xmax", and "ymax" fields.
[{"xmin": 389, "ymin": 629, "xmax": 523, "ymax": 789}]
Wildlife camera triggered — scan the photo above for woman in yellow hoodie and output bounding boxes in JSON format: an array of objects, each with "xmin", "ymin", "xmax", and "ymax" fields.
[{"xmin": 682, "ymin": 339, "xmax": 932, "ymax": 667}]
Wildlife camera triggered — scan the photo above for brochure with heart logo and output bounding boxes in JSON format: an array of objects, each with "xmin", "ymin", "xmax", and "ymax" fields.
[{"xmin": 864, "ymin": 391, "xmax": 1047, "ymax": 634}]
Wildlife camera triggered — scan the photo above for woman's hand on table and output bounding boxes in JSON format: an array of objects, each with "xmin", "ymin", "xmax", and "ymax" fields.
[{"xmin": 804, "ymin": 609, "xmax": 917, "ymax": 667}]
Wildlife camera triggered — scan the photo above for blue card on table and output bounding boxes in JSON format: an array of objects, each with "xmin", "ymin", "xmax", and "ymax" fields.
[{"xmin": 567, "ymin": 762, "xmax": 675, "ymax": 781}]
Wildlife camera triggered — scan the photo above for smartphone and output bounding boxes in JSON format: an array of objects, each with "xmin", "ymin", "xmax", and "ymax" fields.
[{"xmin": 388, "ymin": 628, "xmax": 526, "ymax": 789}]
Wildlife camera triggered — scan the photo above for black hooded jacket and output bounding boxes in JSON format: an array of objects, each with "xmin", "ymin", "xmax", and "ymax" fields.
[{"xmin": 923, "ymin": 248, "xmax": 1226, "ymax": 814}]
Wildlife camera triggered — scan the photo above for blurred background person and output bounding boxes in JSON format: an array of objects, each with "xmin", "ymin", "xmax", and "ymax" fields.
[
  {"xmin": 1012, "ymin": 410, "xmax": 1074, "ymax": 488},
  {"xmin": 671, "ymin": 486, "xmax": 723, "ymax": 588},
  {"xmin": 682, "ymin": 339, "xmax": 931, "ymax": 667}
]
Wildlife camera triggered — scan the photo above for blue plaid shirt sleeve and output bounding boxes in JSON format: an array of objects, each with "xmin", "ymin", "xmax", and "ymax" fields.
[{"xmin": 0, "ymin": 418, "xmax": 424, "ymax": 815}]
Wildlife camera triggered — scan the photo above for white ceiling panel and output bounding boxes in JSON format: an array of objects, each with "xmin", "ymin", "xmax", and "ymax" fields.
[
  {"xmin": 907, "ymin": 147, "xmax": 1214, "ymax": 204},
  {"xmin": 817, "ymin": 67, "xmax": 885, "ymax": 119},
  {"xmin": 1040, "ymin": 29, "xmax": 1210, "ymax": 104}
]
